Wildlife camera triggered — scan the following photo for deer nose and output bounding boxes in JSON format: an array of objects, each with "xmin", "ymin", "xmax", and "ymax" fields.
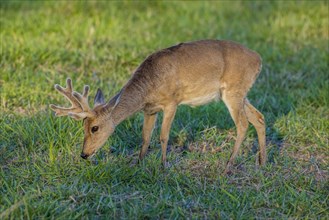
[{"xmin": 80, "ymin": 152, "xmax": 89, "ymax": 159}]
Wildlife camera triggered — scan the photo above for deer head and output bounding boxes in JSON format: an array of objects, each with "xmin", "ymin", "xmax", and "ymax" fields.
[{"xmin": 50, "ymin": 78, "xmax": 116, "ymax": 159}]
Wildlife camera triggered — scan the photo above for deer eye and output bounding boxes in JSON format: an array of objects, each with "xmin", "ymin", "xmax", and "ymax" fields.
[{"xmin": 91, "ymin": 126, "xmax": 99, "ymax": 133}]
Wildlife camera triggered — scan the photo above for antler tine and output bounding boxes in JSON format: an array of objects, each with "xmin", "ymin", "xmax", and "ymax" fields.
[
  {"xmin": 50, "ymin": 78, "xmax": 87, "ymax": 117},
  {"xmin": 54, "ymin": 78, "xmax": 82, "ymax": 108},
  {"xmin": 83, "ymin": 85, "xmax": 89, "ymax": 98},
  {"xmin": 72, "ymin": 85, "xmax": 92, "ymax": 112},
  {"xmin": 66, "ymin": 78, "xmax": 73, "ymax": 91}
]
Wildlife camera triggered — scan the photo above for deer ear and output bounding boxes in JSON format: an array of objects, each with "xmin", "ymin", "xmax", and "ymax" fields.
[
  {"xmin": 94, "ymin": 88, "xmax": 105, "ymax": 107},
  {"xmin": 103, "ymin": 93, "xmax": 121, "ymax": 112},
  {"xmin": 113, "ymin": 93, "xmax": 121, "ymax": 108}
]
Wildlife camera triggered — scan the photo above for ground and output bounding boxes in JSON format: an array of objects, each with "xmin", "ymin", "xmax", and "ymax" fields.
[{"xmin": 0, "ymin": 1, "xmax": 328, "ymax": 219}]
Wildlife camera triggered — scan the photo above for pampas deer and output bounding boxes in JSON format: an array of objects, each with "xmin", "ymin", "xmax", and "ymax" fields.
[{"xmin": 50, "ymin": 40, "xmax": 266, "ymax": 173}]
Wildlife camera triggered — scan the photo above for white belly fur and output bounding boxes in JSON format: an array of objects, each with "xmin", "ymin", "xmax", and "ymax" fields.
[{"xmin": 180, "ymin": 92, "xmax": 220, "ymax": 107}]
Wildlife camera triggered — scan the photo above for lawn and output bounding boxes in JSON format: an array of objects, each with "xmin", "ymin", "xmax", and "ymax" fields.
[{"xmin": 0, "ymin": 1, "xmax": 328, "ymax": 219}]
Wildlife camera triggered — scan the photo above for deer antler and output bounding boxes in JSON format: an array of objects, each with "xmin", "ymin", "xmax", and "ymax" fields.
[{"xmin": 50, "ymin": 78, "xmax": 94, "ymax": 120}]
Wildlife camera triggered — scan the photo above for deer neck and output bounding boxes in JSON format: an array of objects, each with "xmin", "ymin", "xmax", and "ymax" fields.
[{"xmin": 107, "ymin": 82, "xmax": 146, "ymax": 126}]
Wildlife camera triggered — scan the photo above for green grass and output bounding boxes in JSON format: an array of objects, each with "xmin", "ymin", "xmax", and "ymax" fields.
[{"xmin": 1, "ymin": 1, "xmax": 328, "ymax": 219}]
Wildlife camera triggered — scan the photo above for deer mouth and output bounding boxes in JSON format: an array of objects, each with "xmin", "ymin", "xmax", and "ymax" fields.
[
  {"xmin": 80, "ymin": 152, "xmax": 89, "ymax": 159},
  {"xmin": 80, "ymin": 150, "xmax": 96, "ymax": 160}
]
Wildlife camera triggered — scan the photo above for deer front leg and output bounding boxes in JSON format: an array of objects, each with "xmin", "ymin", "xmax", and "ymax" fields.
[
  {"xmin": 160, "ymin": 105, "xmax": 177, "ymax": 167},
  {"xmin": 139, "ymin": 113, "xmax": 157, "ymax": 160}
]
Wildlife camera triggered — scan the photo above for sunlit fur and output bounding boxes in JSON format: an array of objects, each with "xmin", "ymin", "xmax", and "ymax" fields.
[{"xmin": 52, "ymin": 40, "xmax": 266, "ymax": 173}]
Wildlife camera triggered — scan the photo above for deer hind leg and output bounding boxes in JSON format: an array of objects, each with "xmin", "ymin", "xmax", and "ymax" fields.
[
  {"xmin": 223, "ymin": 95, "xmax": 249, "ymax": 173},
  {"xmin": 244, "ymin": 99, "xmax": 266, "ymax": 165},
  {"xmin": 139, "ymin": 113, "xmax": 157, "ymax": 160},
  {"xmin": 160, "ymin": 105, "xmax": 177, "ymax": 167}
]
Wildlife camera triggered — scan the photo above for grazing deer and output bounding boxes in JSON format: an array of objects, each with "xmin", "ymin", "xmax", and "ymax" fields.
[{"xmin": 50, "ymin": 40, "xmax": 266, "ymax": 173}]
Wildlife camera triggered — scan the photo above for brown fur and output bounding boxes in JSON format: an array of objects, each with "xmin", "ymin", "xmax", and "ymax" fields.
[{"xmin": 51, "ymin": 40, "xmax": 266, "ymax": 173}]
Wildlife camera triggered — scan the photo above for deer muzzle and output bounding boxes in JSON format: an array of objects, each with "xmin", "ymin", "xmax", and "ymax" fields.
[{"xmin": 80, "ymin": 152, "xmax": 89, "ymax": 159}]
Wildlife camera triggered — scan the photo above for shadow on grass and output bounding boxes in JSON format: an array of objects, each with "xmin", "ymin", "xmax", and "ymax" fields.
[{"xmin": 110, "ymin": 42, "xmax": 328, "ymax": 173}]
